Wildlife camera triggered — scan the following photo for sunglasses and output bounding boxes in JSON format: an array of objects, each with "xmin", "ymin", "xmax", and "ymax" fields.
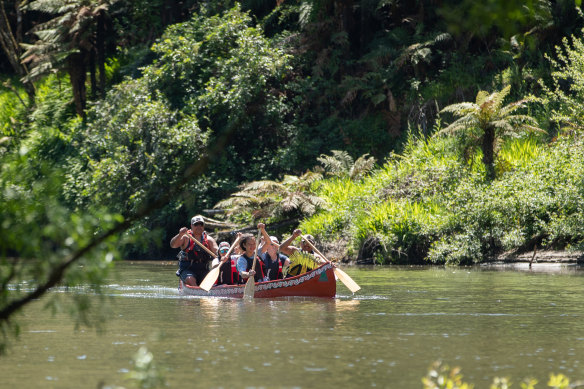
[{"xmin": 220, "ymin": 249, "xmax": 229, "ymax": 253}]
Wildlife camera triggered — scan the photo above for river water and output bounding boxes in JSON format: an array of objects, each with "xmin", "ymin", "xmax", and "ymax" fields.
[{"xmin": 2, "ymin": 261, "xmax": 584, "ymax": 388}]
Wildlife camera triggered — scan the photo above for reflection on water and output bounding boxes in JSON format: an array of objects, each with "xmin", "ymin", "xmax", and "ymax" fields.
[{"xmin": 1, "ymin": 261, "xmax": 584, "ymax": 388}]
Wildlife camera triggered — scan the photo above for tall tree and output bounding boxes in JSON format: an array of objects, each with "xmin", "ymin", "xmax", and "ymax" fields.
[
  {"xmin": 437, "ymin": 85, "xmax": 545, "ymax": 180},
  {"xmin": 20, "ymin": 0, "xmax": 115, "ymax": 117},
  {"xmin": 0, "ymin": 0, "xmax": 35, "ymax": 103}
]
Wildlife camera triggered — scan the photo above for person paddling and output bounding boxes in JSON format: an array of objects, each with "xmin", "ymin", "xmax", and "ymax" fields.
[
  {"xmin": 279, "ymin": 229, "xmax": 325, "ymax": 262},
  {"xmin": 170, "ymin": 215, "xmax": 218, "ymax": 286},
  {"xmin": 236, "ymin": 229, "xmax": 266, "ymax": 283},
  {"xmin": 211, "ymin": 233, "xmax": 243, "ymax": 285},
  {"xmin": 258, "ymin": 223, "xmax": 290, "ymax": 281}
]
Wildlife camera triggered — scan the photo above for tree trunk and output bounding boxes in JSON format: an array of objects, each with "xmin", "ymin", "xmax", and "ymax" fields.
[
  {"xmin": 89, "ymin": 47, "xmax": 96, "ymax": 100},
  {"xmin": 97, "ymin": 10, "xmax": 105, "ymax": 98},
  {"xmin": 482, "ymin": 125, "xmax": 495, "ymax": 180},
  {"xmin": 68, "ymin": 52, "xmax": 87, "ymax": 118},
  {"xmin": 0, "ymin": 0, "xmax": 35, "ymax": 104}
]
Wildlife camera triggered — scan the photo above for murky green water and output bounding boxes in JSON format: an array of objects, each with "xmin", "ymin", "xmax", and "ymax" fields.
[{"xmin": 2, "ymin": 261, "xmax": 584, "ymax": 388}]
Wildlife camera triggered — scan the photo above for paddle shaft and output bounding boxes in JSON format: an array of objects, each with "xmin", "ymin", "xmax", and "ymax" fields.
[
  {"xmin": 223, "ymin": 236, "xmax": 241, "ymax": 261},
  {"xmin": 186, "ymin": 232, "xmax": 218, "ymax": 259},
  {"xmin": 199, "ymin": 236, "xmax": 241, "ymax": 292},
  {"xmin": 249, "ymin": 229, "xmax": 262, "ymax": 276},
  {"xmin": 301, "ymin": 235, "xmax": 361, "ymax": 293},
  {"xmin": 300, "ymin": 235, "xmax": 327, "ymax": 263},
  {"xmin": 243, "ymin": 230, "xmax": 262, "ymax": 298}
]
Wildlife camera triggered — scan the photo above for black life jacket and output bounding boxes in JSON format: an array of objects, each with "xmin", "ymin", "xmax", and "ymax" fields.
[
  {"xmin": 262, "ymin": 252, "xmax": 284, "ymax": 281},
  {"xmin": 239, "ymin": 253, "xmax": 265, "ymax": 283}
]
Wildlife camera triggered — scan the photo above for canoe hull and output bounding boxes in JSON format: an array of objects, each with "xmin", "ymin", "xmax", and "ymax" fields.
[{"xmin": 179, "ymin": 262, "xmax": 336, "ymax": 298}]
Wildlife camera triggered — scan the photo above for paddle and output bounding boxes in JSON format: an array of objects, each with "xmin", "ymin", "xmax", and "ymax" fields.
[
  {"xmin": 199, "ymin": 235, "xmax": 241, "ymax": 292},
  {"xmin": 186, "ymin": 232, "xmax": 219, "ymax": 258},
  {"xmin": 243, "ymin": 230, "xmax": 262, "ymax": 299},
  {"xmin": 301, "ymin": 235, "xmax": 361, "ymax": 294}
]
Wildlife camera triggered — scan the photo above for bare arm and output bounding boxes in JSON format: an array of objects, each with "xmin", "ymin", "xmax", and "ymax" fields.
[
  {"xmin": 170, "ymin": 227, "xmax": 188, "ymax": 249},
  {"xmin": 258, "ymin": 223, "xmax": 271, "ymax": 254},
  {"xmin": 279, "ymin": 229, "xmax": 301, "ymax": 257},
  {"xmin": 207, "ymin": 235, "xmax": 219, "ymax": 255}
]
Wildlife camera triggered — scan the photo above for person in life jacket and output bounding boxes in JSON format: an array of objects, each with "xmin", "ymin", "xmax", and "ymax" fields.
[
  {"xmin": 257, "ymin": 223, "xmax": 289, "ymax": 281},
  {"xmin": 211, "ymin": 234, "xmax": 242, "ymax": 285},
  {"xmin": 170, "ymin": 214, "xmax": 218, "ymax": 286},
  {"xmin": 236, "ymin": 231, "xmax": 265, "ymax": 283},
  {"xmin": 279, "ymin": 229, "xmax": 325, "ymax": 263}
]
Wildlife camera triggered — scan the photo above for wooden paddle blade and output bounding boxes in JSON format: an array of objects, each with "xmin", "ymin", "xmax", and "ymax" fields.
[
  {"xmin": 199, "ymin": 265, "xmax": 221, "ymax": 292},
  {"xmin": 243, "ymin": 276, "xmax": 255, "ymax": 299},
  {"xmin": 333, "ymin": 268, "xmax": 361, "ymax": 293}
]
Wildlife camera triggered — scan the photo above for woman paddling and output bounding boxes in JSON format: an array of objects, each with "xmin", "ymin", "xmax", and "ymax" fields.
[{"xmin": 236, "ymin": 230, "xmax": 266, "ymax": 283}]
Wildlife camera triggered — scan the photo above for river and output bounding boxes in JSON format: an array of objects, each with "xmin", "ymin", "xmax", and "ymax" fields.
[{"xmin": 2, "ymin": 261, "xmax": 584, "ymax": 388}]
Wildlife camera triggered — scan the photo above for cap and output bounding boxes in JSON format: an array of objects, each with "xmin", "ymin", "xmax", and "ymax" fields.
[
  {"xmin": 191, "ymin": 215, "xmax": 205, "ymax": 225},
  {"xmin": 269, "ymin": 236, "xmax": 279, "ymax": 245},
  {"xmin": 218, "ymin": 242, "xmax": 230, "ymax": 251},
  {"xmin": 302, "ymin": 234, "xmax": 315, "ymax": 244}
]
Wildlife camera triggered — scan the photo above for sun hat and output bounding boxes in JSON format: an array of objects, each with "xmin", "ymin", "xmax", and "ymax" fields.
[
  {"xmin": 270, "ymin": 236, "xmax": 279, "ymax": 245},
  {"xmin": 218, "ymin": 241, "xmax": 230, "ymax": 252}
]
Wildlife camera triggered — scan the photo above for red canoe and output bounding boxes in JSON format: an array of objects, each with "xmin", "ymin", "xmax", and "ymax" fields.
[{"xmin": 179, "ymin": 262, "xmax": 336, "ymax": 298}]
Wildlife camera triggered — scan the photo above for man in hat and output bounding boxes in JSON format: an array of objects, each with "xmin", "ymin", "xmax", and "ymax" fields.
[{"xmin": 170, "ymin": 215, "xmax": 218, "ymax": 286}]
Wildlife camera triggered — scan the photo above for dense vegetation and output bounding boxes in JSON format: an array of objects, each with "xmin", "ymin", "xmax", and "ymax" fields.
[{"xmin": 3, "ymin": 0, "xmax": 584, "ymax": 345}]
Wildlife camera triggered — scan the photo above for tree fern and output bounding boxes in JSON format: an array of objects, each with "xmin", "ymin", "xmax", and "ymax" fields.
[
  {"xmin": 438, "ymin": 86, "xmax": 545, "ymax": 180},
  {"xmin": 214, "ymin": 170, "xmax": 325, "ymax": 222},
  {"xmin": 317, "ymin": 150, "xmax": 376, "ymax": 180}
]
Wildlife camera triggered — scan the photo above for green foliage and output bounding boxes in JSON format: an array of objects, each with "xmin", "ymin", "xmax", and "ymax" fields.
[
  {"xmin": 63, "ymin": 78, "xmax": 207, "ymax": 255},
  {"xmin": 300, "ymin": 126, "xmax": 584, "ymax": 264},
  {"xmin": 422, "ymin": 361, "xmax": 579, "ymax": 389},
  {"xmin": 0, "ymin": 81, "xmax": 27, "ymax": 142},
  {"xmin": 422, "ymin": 361, "xmax": 473, "ymax": 389},
  {"xmin": 215, "ymin": 171, "xmax": 325, "ymax": 223},
  {"xmin": 28, "ymin": 74, "xmax": 75, "ymax": 133},
  {"xmin": 143, "ymin": 5, "xmax": 291, "ymax": 174},
  {"xmin": 126, "ymin": 346, "xmax": 167, "ymax": 389},
  {"xmin": 438, "ymin": 85, "xmax": 545, "ymax": 180},
  {"xmin": 539, "ymin": 29, "xmax": 584, "ymax": 133},
  {"xmin": 0, "ymin": 149, "xmax": 123, "ymax": 352},
  {"xmin": 317, "ymin": 150, "xmax": 376, "ymax": 181}
]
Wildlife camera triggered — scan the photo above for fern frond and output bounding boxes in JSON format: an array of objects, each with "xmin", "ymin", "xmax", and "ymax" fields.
[
  {"xmin": 288, "ymin": 251, "xmax": 319, "ymax": 269},
  {"xmin": 241, "ymin": 180, "xmax": 285, "ymax": 193},
  {"xmin": 475, "ymin": 91, "xmax": 490, "ymax": 105},
  {"xmin": 297, "ymin": 170, "xmax": 323, "ymax": 186},
  {"xmin": 440, "ymin": 102, "xmax": 477, "ymax": 115},
  {"xmin": 25, "ymin": 0, "xmax": 64, "ymax": 13},
  {"xmin": 489, "ymin": 85, "xmax": 511, "ymax": 110},
  {"xmin": 350, "ymin": 153, "xmax": 376, "ymax": 180},
  {"xmin": 433, "ymin": 33, "xmax": 452, "ymax": 44}
]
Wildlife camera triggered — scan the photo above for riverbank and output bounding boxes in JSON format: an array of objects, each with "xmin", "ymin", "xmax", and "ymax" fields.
[
  {"xmin": 322, "ymin": 236, "xmax": 584, "ymax": 265},
  {"xmin": 496, "ymin": 249, "xmax": 584, "ymax": 264}
]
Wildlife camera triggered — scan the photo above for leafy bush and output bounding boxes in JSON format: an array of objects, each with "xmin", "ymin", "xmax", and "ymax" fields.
[
  {"xmin": 539, "ymin": 28, "xmax": 584, "ymax": 134},
  {"xmin": 62, "ymin": 78, "xmax": 207, "ymax": 256},
  {"xmin": 143, "ymin": 5, "xmax": 292, "ymax": 178}
]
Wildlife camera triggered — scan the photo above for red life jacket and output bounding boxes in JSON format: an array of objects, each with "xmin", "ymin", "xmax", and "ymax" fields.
[
  {"xmin": 185, "ymin": 231, "xmax": 212, "ymax": 263},
  {"xmin": 217, "ymin": 256, "xmax": 241, "ymax": 285}
]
